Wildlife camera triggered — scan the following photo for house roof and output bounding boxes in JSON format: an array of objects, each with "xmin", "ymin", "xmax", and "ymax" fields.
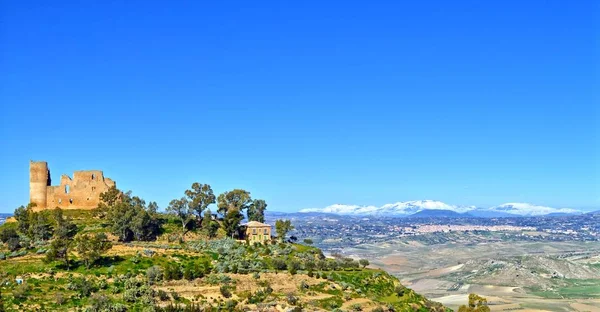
[{"xmin": 244, "ymin": 221, "xmax": 271, "ymax": 227}]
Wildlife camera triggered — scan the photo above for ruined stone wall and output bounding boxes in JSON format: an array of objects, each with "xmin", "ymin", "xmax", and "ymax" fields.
[{"xmin": 29, "ymin": 161, "xmax": 116, "ymax": 210}]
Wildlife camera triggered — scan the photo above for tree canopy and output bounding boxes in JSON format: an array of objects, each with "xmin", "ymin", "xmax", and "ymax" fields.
[
  {"xmin": 247, "ymin": 199, "xmax": 267, "ymax": 223},
  {"xmin": 275, "ymin": 219, "xmax": 294, "ymax": 242},
  {"xmin": 217, "ymin": 189, "xmax": 252, "ymax": 216}
]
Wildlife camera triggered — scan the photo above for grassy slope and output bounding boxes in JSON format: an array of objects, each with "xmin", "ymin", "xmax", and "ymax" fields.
[{"xmin": 0, "ymin": 209, "xmax": 450, "ymax": 311}]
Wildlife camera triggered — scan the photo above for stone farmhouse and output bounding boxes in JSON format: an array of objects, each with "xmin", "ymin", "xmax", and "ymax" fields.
[{"xmin": 243, "ymin": 221, "xmax": 272, "ymax": 244}]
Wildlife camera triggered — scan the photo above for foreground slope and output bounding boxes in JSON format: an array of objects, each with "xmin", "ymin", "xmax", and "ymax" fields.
[{"xmin": 0, "ymin": 209, "xmax": 450, "ymax": 311}]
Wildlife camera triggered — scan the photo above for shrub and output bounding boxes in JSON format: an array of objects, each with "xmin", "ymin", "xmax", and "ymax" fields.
[
  {"xmin": 158, "ymin": 290, "xmax": 169, "ymax": 301},
  {"xmin": 7, "ymin": 237, "xmax": 21, "ymax": 252},
  {"xmin": 86, "ymin": 294, "xmax": 111, "ymax": 312},
  {"xmin": 272, "ymin": 258, "xmax": 287, "ymax": 271},
  {"xmin": 55, "ymin": 292, "xmax": 66, "ymax": 305},
  {"xmin": 147, "ymin": 265, "xmax": 163, "ymax": 285},
  {"xmin": 394, "ymin": 285, "xmax": 406, "ymax": 297},
  {"xmin": 67, "ymin": 277, "xmax": 97, "ymax": 298},
  {"xmin": 12, "ymin": 283, "xmax": 29, "ymax": 300},
  {"xmin": 163, "ymin": 263, "xmax": 182, "ymax": 280},
  {"xmin": 299, "ymin": 281, "xmax": 309, "ymax": 290},
  {"xmin": 286, "ymin": 293, "xmax": 299, "ymax": 305},
  {"xmin": 219, "ymin": 285, "xmax": 232, "ymax": 298}
]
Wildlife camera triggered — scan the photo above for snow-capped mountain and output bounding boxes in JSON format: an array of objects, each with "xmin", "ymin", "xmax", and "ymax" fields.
[
  {"xmin": 487, "ymin": 203, "xmax": 580, "ymax": 217},
  {"xmin": 300, "ymin": 200, "xmax": 475, "ymax": 216},
  {"xmin": 300, "ymin": 200, "xmax": 581, "ymax": 217}
]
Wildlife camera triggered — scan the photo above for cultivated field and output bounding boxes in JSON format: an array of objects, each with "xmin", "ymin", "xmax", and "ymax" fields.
[{"xmin": 338, "ymin": 232, "xmax": 600, "ymax": 312}]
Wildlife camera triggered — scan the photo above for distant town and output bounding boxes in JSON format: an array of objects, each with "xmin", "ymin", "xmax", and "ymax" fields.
[{"xmin": 270, "ymin": 212, "xmax": 600, "ymax": 251}]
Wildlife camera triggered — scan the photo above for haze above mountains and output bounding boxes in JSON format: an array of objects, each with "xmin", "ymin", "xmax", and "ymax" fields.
[{"xmin": 300, "ymin": 200, "xmax": 585, "ymax": 218}]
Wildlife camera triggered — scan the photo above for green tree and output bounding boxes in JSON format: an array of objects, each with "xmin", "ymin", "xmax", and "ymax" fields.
[
  {"xmin": 107, "ymin": 200, "xmax": 137, "ymax": 242},
  {"xmin": 202, "ymin": 209, "xmax": 219, "ymax": 238},
  {"xmin": 0, "ymin": 225, "xmax": 19, "ymax": 244},
  {"xmin": 75, "ymin": 233, "xmax": 112, "ymax": 269},
  {"xmin": 359, "ymin": 259, "xmax": 369, "ymax": 268},
  {"xmin": 147, "ymin": 201, "xmax": 159, "ymax": 215},
  {"xmin": 248, "ymin": 199, "xmax": 267, "ymax": 222},
  {"xmin": 217, "ymin": 189, "xmax": 252, "ymax": 216},
  {"xmin": 45, "ymin": 209, "xmax": 77, "ymax": 270},
  {"xmin": 52, "ymin": 208, "xmax": 77, "ymax": 239},
  {"xmin": 104, "ymin": 190, "xmax": 159, "ymax": 242},
  {"xmin": 222, "ymin": 209, "xmax": 244, "ymax": 238},
  {"xmin": 458, "ymin": 294, "xmax": 490, "ymax": 312},
  {"xmin": 185, "ymin": 183, "xmax": 216, "ymax": 223},
  {"xmin": 131, "ymin": 207, "xmax": 159, "ymax": 241},
  {"xmin": 14, "ymin": 203, "xmax": 36, "ymax": 236},
  {"xmin": 46, "ymin": 236, "xmax": 71, "ymax": 269},
  {"xmin": 167, "ymin": 197, "xmax": 193, "ymax": 236},
  {"xmin": 275, "ymin": 219, "xmax": 294, "ymax": 242},
  {"xmin": 29, "ymin": 210, "xmax": 54, "ymax": 241},
  {"xmin": 99, "ymin": 185, "xmax": 121, "ymax": 207}
]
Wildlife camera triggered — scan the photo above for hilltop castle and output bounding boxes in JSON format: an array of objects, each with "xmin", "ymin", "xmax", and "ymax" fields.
[{"xmin": 29, "ymin": 161, "xmax": 116, "ymax": 210}]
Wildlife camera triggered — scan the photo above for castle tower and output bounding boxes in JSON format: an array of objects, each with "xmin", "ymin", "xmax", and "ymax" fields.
[{"xmin": 30, "ymin": 161, "xmax": 50, "ymax": 209}]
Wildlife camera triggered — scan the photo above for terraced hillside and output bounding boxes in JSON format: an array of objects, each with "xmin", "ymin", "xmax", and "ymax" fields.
[{"xmin": 0, "ymin": 209, "xmax": 450, "ymax": 311}]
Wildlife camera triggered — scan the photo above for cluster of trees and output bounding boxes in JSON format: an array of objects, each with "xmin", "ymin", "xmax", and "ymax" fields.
[
  {"xmin": 458, "ymin": 294, "xmax": 490, "ymax": 312},
  {"xmin": 0, "ymin": 203, "xmax": 112, "ymax": 270},
  {"xmin": 166, "ymin": 183, "xmax": 269, "ymax": 239},
  {"xmin": 99, "ymin": 186, "xmax": 161, "ymax": 242}
]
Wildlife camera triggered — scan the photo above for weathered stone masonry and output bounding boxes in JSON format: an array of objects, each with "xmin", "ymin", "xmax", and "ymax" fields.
[{"xmin": 29, "ymin": 161, "xmax": 116, "ymax": 210}]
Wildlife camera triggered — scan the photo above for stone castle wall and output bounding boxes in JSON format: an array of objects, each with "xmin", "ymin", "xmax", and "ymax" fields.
[{"xmin": 29, "ymin": 161, "xmax": 116, "ymax": 210}]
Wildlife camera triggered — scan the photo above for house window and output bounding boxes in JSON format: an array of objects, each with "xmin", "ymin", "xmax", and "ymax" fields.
[
  {"xmin": 65, "ymin": 185, "xmax": 70, "ymax": 194},
  {"xmin": 92, "ymin": 173, "xmax": 95, "ymax": 180},
  {"xmin": 252, "ymin": 229, "xmax": 256, "ymax": 234},
  {"xmin": 69, "ymin": 198, "xmax": 73, "ymax": 204},
  {"xmin": 264, "ymin": 228, "xmax": 268, "ymax": 234}
]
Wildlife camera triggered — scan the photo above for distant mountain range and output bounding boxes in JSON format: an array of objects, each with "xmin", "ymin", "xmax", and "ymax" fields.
[{"xmin": 300, "ymin": 200, "xmax": 584, "ymax": 218}]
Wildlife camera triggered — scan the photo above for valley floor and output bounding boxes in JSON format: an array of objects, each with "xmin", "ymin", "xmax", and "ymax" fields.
[{"xmin": 332, "ymin": 233, "xmax": 600, "ymax": 312}]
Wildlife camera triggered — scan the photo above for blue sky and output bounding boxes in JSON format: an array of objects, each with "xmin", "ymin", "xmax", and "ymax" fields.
[{"xmin": 0, "ymin": 1, "xmax": 597, "ymax": 213}]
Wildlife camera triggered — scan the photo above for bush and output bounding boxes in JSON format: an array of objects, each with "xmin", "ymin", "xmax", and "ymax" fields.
[
  {"xmin": 147, "ymin": 265, "xmax": 163, "ymax": 285},
  {"xmin": 220, "ymin": 285, "xmax": 232, "ymax": 298},
  {"xmin": 55, "ymin": 292, "xmax": 66, "ymax": 305},
  {"xmin": 12, "ymin": 283, "xmax": 29, "ymax": 300},
  {"xmin": 7, "ymin": 237, "xmax": 21, "ymax": 252},
  {"xmin": 67, "ymin": 277, "xmax": 97, "ymax": 298},
  {"xmin": 163, "ymin": 263, "xmax": 182, "ymax": 280},
  {"xmin": 394, "ymin": 285, "xmax": 406, "ymax": 297},
  {"xmin": 158, "ymin": 290, "xmax": 169, "ymax": 301},
  {"xmin": 286, "ymin": 293, "xmax": 299, "ymax": 305}
]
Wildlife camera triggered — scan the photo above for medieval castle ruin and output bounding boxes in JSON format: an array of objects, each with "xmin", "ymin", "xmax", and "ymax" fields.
[{"xmin": 29, "ymin": 161, "xmax": 116, "ymax": 210}]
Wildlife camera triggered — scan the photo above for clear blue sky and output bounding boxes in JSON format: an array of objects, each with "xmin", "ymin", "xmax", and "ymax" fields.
[{"xmin": 0, "ymin": 1, "xmax": 597, "ymax": 213}]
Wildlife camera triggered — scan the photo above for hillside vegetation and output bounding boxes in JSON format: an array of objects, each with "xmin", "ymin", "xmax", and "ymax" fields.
[{"xmin": 0, "ymin": 183, "xmax": 452, "ymax": 311}]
